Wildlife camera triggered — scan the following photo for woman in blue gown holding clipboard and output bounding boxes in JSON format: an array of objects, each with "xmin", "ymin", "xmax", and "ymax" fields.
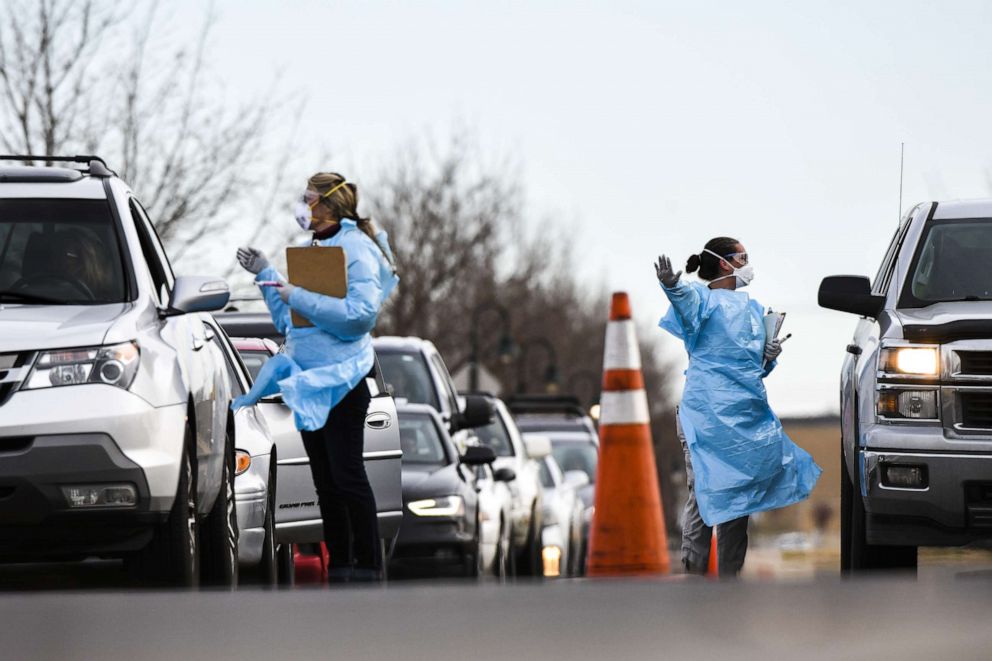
[
  {"xmin": 235, "ymin": 172, "xmax": 398, "ymax": 582},
  {"xmin": 655, "ymin": 237, "xmax": 819, "ymax": 577}
]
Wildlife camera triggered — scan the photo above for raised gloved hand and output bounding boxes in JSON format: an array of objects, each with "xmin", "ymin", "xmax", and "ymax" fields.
[
  {"xmin": 277, "ymin": 282, "xmax": 296, "ymax": 304},
  {"xmin": 655, "ymin": 254, "xmax": 682, "ymax": 288},
  {"xmin": 764, "ymin": 338, "xmax": 783, "ymax": 363},
  {"xmin": 237, "ymin": 246, "xmax": 269, "ymax": 275}
]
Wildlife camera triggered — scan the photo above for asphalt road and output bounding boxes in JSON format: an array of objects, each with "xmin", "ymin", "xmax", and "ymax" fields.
[{"xmin": 1, "ymin": 567, "xmax": 991, "ymax": 660}]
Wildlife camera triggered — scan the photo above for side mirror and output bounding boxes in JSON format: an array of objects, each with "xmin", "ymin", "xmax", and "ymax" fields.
[
  {"xmin": 461, "ymin": 445, "xmax": 497, "ymax": 466},
  {"xmin": 563, "ymin": 470, "xmax": 590, "ymax": 490},
  {"xmin": 493, "ymin": 466, "xmax": 516, "ymax": 482},
  {"xmin": 818, "ymin": 275, "xmax": 884, "ymax": 318},
  {"xmin": 166, "ymin": 276, "xmax": 230, "ymax": 316},
  {"xmin": 523, "ymin": 434, "xmax": 552, "ymax": 459},
  {"xmin": 452, "ymin": 394, "xmax": 494, "ymax": 432}
]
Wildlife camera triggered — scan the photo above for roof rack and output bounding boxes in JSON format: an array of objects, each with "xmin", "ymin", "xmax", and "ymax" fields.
[
  {"xmin": 505, "ymin": 394, "xmax": 588, "ymax": 418},
  {"xmin": 0, "ymin": 154, "xmax": 115, "ymax": 177}
]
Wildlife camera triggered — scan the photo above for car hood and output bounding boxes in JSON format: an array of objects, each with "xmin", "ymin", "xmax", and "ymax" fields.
[
  {"xmin": 0, "ymin": 303, "xmax": 130, "ymax": 352},
  {"xmin": 895, "ymin": 301, "xmax": 992, "ymax": 327},
  {"xmin": 401, "ymin": 464, "xmax": 463, "ymax": 500}
]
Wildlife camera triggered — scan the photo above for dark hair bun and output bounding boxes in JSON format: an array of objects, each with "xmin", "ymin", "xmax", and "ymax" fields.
[{"xmin": 685, "ymin": 254, "xmax": 701, "ymax": 274}]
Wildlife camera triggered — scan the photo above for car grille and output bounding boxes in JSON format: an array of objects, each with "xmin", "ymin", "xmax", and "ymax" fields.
[
  {"xmin": 958, "ymin": 352, "xmax": 992, "ymax": 376},
  {"xmin": 960, "ymin": 392, "xmax": 992, "ymax": 429},
  {"xmin": 0, "ymin": 352, "xmax": 31, "ymax": 407}
]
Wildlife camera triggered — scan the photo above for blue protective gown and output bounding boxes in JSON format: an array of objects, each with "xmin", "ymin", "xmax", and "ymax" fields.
[
  {"xmin": 660, "ymin": 280, "xmax": 821, "ymax": 526},
  {"xmin": 231, "ymin": 219, "xmax": 399, "ymax": 431}
]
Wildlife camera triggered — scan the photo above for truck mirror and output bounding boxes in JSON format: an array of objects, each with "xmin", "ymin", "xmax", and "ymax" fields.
[{"xmin": 818, "ymin": 275, "xmax": 885, "ymax": 318}]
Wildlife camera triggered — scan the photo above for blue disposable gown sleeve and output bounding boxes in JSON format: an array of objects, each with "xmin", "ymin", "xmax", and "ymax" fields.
[
  {"xmin": 286, "ymin": 249, "xmax": 382, "ymax": 340},
  {"xmin": 762, "ymin": 358, "xmax": 778, "ymax": 378},
  {"xmin": 658, "ymin": 280, "xmax": 710, "ymax": 353},
  {"xmin": 255, "ymin": 266, "xmax": 292, "ymax": 336}
]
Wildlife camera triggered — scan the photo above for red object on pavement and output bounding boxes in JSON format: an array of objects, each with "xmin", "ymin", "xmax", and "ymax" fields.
[{"xmin": 294, "ymin": 543, "xmax": 330, "ymax": 584}]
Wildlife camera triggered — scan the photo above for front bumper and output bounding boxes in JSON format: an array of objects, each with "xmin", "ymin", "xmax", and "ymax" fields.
[
  {"xmin": 0, "ymin": 432, "xmax": 166, "ymax": 559},
  {"xmin": 235, "ymin": 454, "xmax": 271, "ymax": 566},
  {"xmin": 862, "ymin": 449, "xmax": 992, "ymax": 546},
  {"xmin": 0, "ymin": 385, "xmax": 186, "ymax": 504},
  {"xmin": 390, "ymin": 508, "xmax": 475, "ymax": 570}
]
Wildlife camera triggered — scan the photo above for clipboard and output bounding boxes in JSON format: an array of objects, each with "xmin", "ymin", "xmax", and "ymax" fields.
[{"xmin": 286, "ymin": 246, "xmax": 347, "ymax": 328}]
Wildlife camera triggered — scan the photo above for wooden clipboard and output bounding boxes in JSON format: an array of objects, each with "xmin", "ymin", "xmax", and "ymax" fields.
[{"xmin": 286, "ymin": 246, "xmax": 347, "ymax": 328}]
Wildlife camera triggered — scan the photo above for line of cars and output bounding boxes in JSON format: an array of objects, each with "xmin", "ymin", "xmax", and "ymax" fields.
[{"xmin": 0, "ymin": 155, "xmax": 600, "ymax": 586}]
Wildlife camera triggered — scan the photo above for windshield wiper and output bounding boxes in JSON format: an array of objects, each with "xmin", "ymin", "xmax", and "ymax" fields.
[{"xmin": 0, "ymin": 290, "xmax": 66, "ymax": 305}]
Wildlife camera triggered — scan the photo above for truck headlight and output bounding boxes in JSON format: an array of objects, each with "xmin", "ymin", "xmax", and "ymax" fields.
[
  {"xmin": 877, "ymin": 389, "xmax": 939, "ymax": 420},
  {"xmin": 23, "ymin": 342, "xmax": 140, "ymax": 391},
  {"xmin": 879, "ymin": 346, "xmax": 938, "ymax": 376},
  {"xmin": 408, "ymin": 495, "xmax": 464, "ymax": 517}
]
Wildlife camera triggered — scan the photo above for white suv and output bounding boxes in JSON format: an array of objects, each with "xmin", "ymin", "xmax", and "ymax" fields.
[{"xmin": 0, "ymin": 156, "xmax": 237, "ymax": 587}]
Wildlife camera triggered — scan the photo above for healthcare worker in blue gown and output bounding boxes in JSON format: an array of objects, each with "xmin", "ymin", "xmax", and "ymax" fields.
[
  {"xmin": 655, "ymin": 237, "xmax": 820, "ymax": 577},
  {"xmin": 234, "ymin": 172, "xmax": 398, "ymax": 583}
]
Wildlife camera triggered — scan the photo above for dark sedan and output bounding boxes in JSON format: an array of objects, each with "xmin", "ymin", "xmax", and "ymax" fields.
[{"xmin": 390, "ymin": 403, "xmax": 512, "ymax": 578}]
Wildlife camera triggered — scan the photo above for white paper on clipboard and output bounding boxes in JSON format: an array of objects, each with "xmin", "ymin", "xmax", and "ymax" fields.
[
  {"xmin": 763, "ymin": 311, "xmax": 786, "ymax": 342},
  {"xmin": 762, "ymin": 310, "xmax": 786, "ymax": 369}
]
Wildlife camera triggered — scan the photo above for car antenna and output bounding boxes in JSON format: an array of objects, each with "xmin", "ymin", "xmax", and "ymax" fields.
[{"xmin": 897, "ymin": 141, "xmax": 905, "ymax": 223}]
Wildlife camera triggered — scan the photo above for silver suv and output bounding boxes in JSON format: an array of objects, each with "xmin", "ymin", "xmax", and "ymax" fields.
[
  {"xmin": 0, "ymin": 156, "xmax": 237, "ymax": 586},
  {"xmin": 820, "ymin": 199, "xmax": 992, "ymax": 572}
]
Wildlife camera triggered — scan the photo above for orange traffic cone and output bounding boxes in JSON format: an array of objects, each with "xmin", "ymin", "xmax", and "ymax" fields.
[
  {"xmin": 586, "ymin": 292, "xmax": 670, "ymax": 576},
  {"xmin": 707, "ymin": 532, "xmax": 718, "ymax": 577}
]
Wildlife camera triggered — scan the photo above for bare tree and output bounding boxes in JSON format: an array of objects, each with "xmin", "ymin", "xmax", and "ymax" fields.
[{"xmin": 0, "ymin": 0, "xmax": 287, "ymax": 263}]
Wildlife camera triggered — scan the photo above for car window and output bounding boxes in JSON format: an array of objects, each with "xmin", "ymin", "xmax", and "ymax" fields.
[
  {"xmin": 550, "ymin": 441, "xmax": 598, "ymax": 484},
  {"xmin": 538, "ymin": 458, "xmax": 555, "ymax": 488},
  {"xmin": 902, "ymin": 219, "xmax": 992, "ymax": 305},
  {"xmin": 429, "ymin": 353, "xmax": 460, "ymax": 412},
  {"xmin": 872, "ymin": 214, "xmax": 913, "ymax": 296},
  {"xmin": 398, "ymin": 414, "xmax": 448, "ymax": 465},
  {"xmin": 377, "ymin": 351, "xmax": 440, "ymax": 408},
  {"xmin": 474, "ymin": 413, "xmax": 515, "ymax": 457},
  {"xmin": 237, "ymin": 349, "xmax": 271, "ymax": 382},
  {"xmin": 129, "ymin": 200, "xmax": 174, "ymax": 304},
  {"xmin": 0, "ymin": 199, "xmax": 128, "ymax": 304}
]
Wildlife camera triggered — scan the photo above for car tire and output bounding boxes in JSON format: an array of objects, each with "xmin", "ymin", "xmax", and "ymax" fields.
[
  {"xmin": 493, "ymin": 521, "xmax": 510, "ymax": 582},
  {"xmin": 127, "ymin": 423, "xmax": 199, "ymax": 587},
  {"xmin": 519, "ymin": 503, "xmax": 543, "ymax": 578},
  {"xmin": 843, "ymin": 448, "xmax": 918, "ymax": 573},
  {"xmin": 200, "ymin": 428, "xmax": 239, "ymax": 587},
  {"xmin": 244, "ymin": 463, "xmax": 278, "ymax": 587},
  {"xmin": 276, "ymin": 542, "xmax": 295, "ymax": 587}
]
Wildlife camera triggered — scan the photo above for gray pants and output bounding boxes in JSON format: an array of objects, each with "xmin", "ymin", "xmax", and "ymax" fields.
[{"xmin": 677, "ymin": 415, "xmax": 749, "ymax": 577}]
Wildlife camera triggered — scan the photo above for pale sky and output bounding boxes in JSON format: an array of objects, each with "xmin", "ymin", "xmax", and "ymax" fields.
[{"xmin": 169, "ymin": 0, "xmax": 992, "ymax": 416}]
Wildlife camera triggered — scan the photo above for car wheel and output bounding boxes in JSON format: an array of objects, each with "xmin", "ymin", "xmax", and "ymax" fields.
[
  {"xmin": 127, "ymin": 422, "xmax": 199, "ymax": 587},
  {"xmin": 844, "ymin": 448, "xmax": 917, "ymax": 573},
  {"xmin": 519, "ymin": 503, "xmax": 543, "ymax": 578},
  {"xmin": 379, "ymin": 538, "xmax": 390, "ymax": 584},
  {"xmin": 276, "ymin": 542, "xmax": 295, "ymax": 587},
  {"xmin": 493, "ymin": 521, "xmax": 510, "ymax": 582},
  {"xmin": 244, "ymin": 463, "xmax": 278, "ymax": 587},
  {"xmin": 201, "ymin": 428, "xmax": 239, "ymax": 587}
]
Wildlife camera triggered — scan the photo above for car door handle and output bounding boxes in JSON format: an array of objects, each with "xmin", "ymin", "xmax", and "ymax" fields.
[
  {"xmin": 365, "ymin": 412, "xmax": 392, "ymax": 430},
  {"xmin": 192, "ymin": 338, "xmax": 205, "ymax": 351},
  {"xmin": 846, "ymin": 344, "xmax": 863, "ymax": 356}
]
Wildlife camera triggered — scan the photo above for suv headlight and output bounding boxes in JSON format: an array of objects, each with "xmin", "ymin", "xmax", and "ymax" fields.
[
  {"xmin": 23, "ymin": 342, "xmax": 140, "ymax": 391},
  {"xmin": 408, "ymin": 495, "xmax": 464, "ymax": 517},
  {"xmin": 879, "ymin": 346, "xmax": 939, "ymax": 376}
]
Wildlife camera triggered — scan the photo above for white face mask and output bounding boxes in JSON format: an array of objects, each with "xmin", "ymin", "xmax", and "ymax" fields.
[
  {"xmin": 703, "ymin": 248, "xmax": 754, "ymax": 288},
  {"xmin": 294, "ymin": 201, "xmax": 313, "ymax": 230}
]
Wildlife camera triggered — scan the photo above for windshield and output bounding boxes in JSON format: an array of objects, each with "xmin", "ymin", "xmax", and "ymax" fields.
[
  {"xmin": 377, "ymin": 351, "xmax": 439, "ymax": 408},
  {"xmin": 550, "ymin": 440, "xmax": 598, "ymax": 484},
  {"xmin": 237, "ymin": 349, "xmax": 271, "ymax": 382},
  {"xmin": 904, "ymin": 220, "xmax": 992, "ymax": 305},
  {"xmin": 474, "ymin": 414, "xmax": 515, "ymax": 457},
  {"xmin": 398, "ymin": 414, "xmax": 448, "ymax": 466},
  {"xmin": 0, "ymin": 199, "xmax": 127, "ymax": 304}
]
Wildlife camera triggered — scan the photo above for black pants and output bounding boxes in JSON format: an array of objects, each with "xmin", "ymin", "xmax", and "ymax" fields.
[{"xmin": 301, "ymin": 377, "xmax": 380, "ymax": 570}]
